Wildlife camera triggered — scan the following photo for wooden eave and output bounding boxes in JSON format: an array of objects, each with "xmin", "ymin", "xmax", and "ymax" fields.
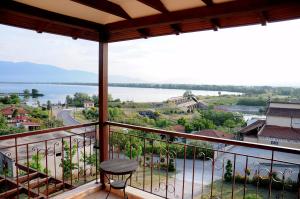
[{"xmin": 1, "ymin": 0, "xmax": 300, "ymax": 42}]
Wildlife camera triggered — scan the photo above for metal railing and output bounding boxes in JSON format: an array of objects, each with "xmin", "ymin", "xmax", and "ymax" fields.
[
  {"xmin": 0, "ymin": 122, "xmax": 99, "ymax": 198},
  {"xmin": 1, "ymin": 120, "xmax": 300, "ymax": 199},
  {"xmin": 107, "ymin": 121, "xmax": 300, "ymax": 199}
]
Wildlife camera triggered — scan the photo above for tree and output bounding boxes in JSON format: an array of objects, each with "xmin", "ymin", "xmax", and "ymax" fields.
[
  {"xmin": 183, "ymin": 90, "xmax": 193, "ymax": 98},
  {"xmin": 60, "ymin": 141, "xmax": 77, "ymax": 179},
  {"xmin": 32, "ymin": 89, "xmax": 39, "ymax": 97},
  {"xmin": 47, "ymin": 100, "xmax": 52, "ymax": 110},
  {"xmin": 0, "ymin": 114, "xmax": 8, "ymax": 129},
  {"xmin": 177, "ymin": 117, "xmax": 187, "ymax": 126},
  {"xmin": 12, "ymin": 109, "xmax": 18, "ymax": 118},
  {"xmin": 224, "ymin": 160, "xmax": 233, "ymax": 182},
  {"xmin": 23, "ymin": 89, "xmax": 30, "ymax": 98},
  {"xmin": 184, "ymin": 122, "xmax": 194, "ymax": 133}
]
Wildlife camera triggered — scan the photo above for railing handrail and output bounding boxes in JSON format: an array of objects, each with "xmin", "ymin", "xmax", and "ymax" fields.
[
  {"xmin": 0, "ymin": 122, "xmax": 99, "ymax": 141},
  {"xmin": 106, "ymin": 121, "xmax": 300, "ymax": 155}
]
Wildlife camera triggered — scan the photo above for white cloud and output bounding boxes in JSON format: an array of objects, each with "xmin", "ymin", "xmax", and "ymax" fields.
[{"xmin": 1, "ymin": 18, "xmax": 300, "ymax": 86}]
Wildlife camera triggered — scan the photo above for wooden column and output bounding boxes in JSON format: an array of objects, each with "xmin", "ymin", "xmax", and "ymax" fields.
[{"xmin": 98, "ymin": 41, "xmax": 109, "ymax": 188}]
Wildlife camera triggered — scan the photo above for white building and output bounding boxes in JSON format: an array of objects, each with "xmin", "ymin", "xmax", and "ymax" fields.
[{"xmin": 240, "ymin": 102, "xmax": 300, "ymax": 148}]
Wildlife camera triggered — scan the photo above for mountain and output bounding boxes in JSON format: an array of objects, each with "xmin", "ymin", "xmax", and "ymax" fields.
[{"xmin": 0, "ymin": 61, "xmax": 143, "ymax": 83}]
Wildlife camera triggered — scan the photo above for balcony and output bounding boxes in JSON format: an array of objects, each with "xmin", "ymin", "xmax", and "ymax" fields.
[{"xmin": 0, "ymin": 121, "xmax": 299, "ymax": 199}]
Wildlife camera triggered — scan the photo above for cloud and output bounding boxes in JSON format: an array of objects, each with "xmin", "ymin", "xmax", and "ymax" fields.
[{"xmin": 1, "ymin": 18, "xmax": 300, "ymax": 86}]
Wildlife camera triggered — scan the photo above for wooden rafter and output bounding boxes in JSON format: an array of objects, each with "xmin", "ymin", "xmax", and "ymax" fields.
[
  {"xmin": 137, "ymin": 0, "xmax": 168, "ymax": 13},
  {"xmin": 71, "ymin": 0, "xmax": 131, "ymax": 19},
  {"xmin": 106, "ymin": 0, "xmax": 300, "ymax": 33}
]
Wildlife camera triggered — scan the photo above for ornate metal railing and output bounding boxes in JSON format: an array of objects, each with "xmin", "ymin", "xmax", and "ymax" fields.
[
  {"xmin": 1, "ymin": 120, "xmax": 300, "ymax": 199},
  {"xmin": 107, "ymin": 121, "xmax": 300, "ymax": 199},
  {"xmin": 0, "ymin": 122, "xmax": 99, "ymax": 198}
]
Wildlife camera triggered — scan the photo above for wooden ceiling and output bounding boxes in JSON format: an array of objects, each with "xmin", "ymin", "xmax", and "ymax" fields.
[{"xmin": 1, "ymin": 0, "xmax": 300, "ymax": 42}]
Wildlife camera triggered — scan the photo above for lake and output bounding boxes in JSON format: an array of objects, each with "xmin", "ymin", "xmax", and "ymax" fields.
[{"xmin": 0, "ymin": 83, "xmax": 242, "ymax": 104}]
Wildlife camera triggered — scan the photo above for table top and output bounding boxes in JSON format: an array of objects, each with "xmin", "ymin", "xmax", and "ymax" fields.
[{"xmin": 100, "ymin": 159, "xmax": 138, "ymax": 175}]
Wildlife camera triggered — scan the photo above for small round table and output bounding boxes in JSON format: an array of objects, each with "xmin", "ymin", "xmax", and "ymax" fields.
[{"xmin": 100, "ymin": 159, "xmax": 138, "ymax": 199}]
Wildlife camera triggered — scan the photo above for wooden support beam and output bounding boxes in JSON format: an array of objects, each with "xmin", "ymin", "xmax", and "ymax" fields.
[
  {"xmin": 137, "ymin": 0, "xmax": 168, "ymax": 13},
  {"xmin": 0, "ymin": 0, "xmax": 101, "ymax": 31},
  {"xmin": 72, "ymin": 0, "xmax": 131, "ymax": 19},
  {"xmin": 17, "ymin": 172, "xmax": 39, "ymax": 183},
  {"xmin": 99, "ymin": 39, "xmax": 109, "ymax": 188},
  {"xmin": 0, "ymin": 188, "xmax": 19, "ymax": 198},
  {"xmin": 42, "ymin": 183, "xmax": 64, "ymax": 195},
  {"xmin": 106, "ymin": 0, "xmax": 300, "ymax": 33},
  {"xmin": 29, "ymin": 177, "xmax": 50, "ymax": 189}
]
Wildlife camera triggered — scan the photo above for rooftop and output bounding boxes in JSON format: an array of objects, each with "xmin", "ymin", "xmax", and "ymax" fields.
[
  {"xmin": 1, "ymin": 0, "xmax": 300, "ymax": 42},
  {"xmin": 258, "ymin": 125, "xmax": 300, "ymax": 141}
]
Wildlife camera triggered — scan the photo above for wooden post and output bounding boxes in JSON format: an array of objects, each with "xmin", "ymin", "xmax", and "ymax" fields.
[{"xmin": 99, "ymin": 41, "xmax": 109, "ymax": 188}]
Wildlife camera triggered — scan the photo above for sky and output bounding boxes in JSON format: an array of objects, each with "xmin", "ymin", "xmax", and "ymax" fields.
[{"xmin": 1, "ymin": 19, "xmax": 300, "ymax": 86}]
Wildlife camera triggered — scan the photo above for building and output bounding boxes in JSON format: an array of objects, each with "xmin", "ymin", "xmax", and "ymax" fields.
[
  {"xmin": 0, "ymin": 106, "xmax": 28, "ymax": 123},
  {"xmin": 83, "ymin": 101, "xmax": 94, "ymax": 108},
  {"xmin": 1, "ymin": 0, "xmax": 300, "ymax": 198},
  {"xmin": 240, "ymin": 102, "xmax": 300, "ymax": 148},
  {"xmin": 167, "ymin": 96, "xmax": 207, "ymax": 113},
  {"xmin": 0, "ymin": 106, "xmax": 40, "ymax": 130}
]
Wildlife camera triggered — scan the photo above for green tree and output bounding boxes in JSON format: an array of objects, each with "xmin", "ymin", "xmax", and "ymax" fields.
[
  {"xmin": 60, "ymin": 141, "xmax": 77, "ymax": 179},
  {"xmin": 23, "ymin": 89, "xmax": 30, "ymax": 98},
  {"xmin": 184, "ymin": 122, "xmax": 194, "ymax": 133},
  {"xmin": 224, "ymin": 160, "xmax": 233, "ymax": 182},
  {"xmin": 0, "ymin": 114, "xmax": 8, "ymax": 129},
  {"xmin": 47, "ymin": 100, "xmax": 52, "ymax": 110},
  {"xmin": 12, "ymin": 109, "xmax": 18, "ymax": 118},
  {"xmin": 177, "ymin": 117, "xmax": 187, "ymax": 126}
]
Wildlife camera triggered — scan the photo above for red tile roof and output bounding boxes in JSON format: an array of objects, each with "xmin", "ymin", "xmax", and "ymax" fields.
[
  {"xmin": 239, "ymin": 120, "xmax": 265, "ymax": 134},
  {"xmin": 258, "ymin": 125, "xmax": 300, "ymax": 141},
  {"xmin": 267, "ymin": 107, "xmax": 300, "ymax": 118},
  {"xmin": 195, "ymin": 130, "xmax": 234, "ymax": 139},
  {"xmin": 0, "ymin": 106, "xmax": 28, "ymax": 115}
]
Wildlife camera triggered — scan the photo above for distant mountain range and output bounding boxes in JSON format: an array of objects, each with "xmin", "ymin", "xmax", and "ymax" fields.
[{"xmin": 0, "ymin": 61, "xmax": 143, "ymax": 83}]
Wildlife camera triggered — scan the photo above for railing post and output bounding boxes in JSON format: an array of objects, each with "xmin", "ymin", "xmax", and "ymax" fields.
[{"xmin": 99, "ymin": 40, "xmax": 109, "ymax": 189}]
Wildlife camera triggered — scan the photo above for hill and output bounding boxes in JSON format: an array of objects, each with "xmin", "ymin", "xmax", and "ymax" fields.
[{"xmin": 0, "ymin": 61, "xmax": 142, "ymax": 83}]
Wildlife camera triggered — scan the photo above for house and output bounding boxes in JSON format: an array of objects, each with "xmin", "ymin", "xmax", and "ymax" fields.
[
  {"xmin": 240, "ymin": 102, "xmax": 300, "ymax": 148},
  {"xmin": 83, "ymin": 101, "xmax": 94, "ymax": 108},
  {"xmin": 167, "ymin": 96, "xmax": 207, "ymax": 113},
  {"xmin": 0, "ymin": 106, "xmax": 28, "ymax": 123}
]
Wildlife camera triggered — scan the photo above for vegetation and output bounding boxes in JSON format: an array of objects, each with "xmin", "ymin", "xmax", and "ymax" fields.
[
  {"xmin": 60, "ymin": 141, "xmax": 77, "ymax": 179},
  {"xmin": 109, "ymin": 83, "xmax": 300, "ymax": 97},
  {"xmin": 0, "ymin": 94, "xmax": 20, "ymax": 104}
]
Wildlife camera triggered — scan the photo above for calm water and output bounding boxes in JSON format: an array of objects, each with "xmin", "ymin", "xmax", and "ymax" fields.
[{"xmin": 0, "ymin": 83, "xmax": 242, "ymax": 104}]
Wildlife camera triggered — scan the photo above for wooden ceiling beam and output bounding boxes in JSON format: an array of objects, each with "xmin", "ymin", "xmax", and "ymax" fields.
[
  {"xmin": 106, "ymin": 0, "xmax": 300, "ymax": 33},
  {"xmin": 0, "ymin": 0, "xmax": 102, "ymax": 31},
  {"xmin": 71, "ymin": 0, "xmax": 131, "ymax": 19},
  {"xmin": 137, "ymin": 0, "xmax": 168, "ymax": 13}
]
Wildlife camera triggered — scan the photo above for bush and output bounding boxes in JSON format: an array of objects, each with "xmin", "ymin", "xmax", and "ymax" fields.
[{"xmin": 245, "ymin": 194, "xmax": 263, "ymax": 199}]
